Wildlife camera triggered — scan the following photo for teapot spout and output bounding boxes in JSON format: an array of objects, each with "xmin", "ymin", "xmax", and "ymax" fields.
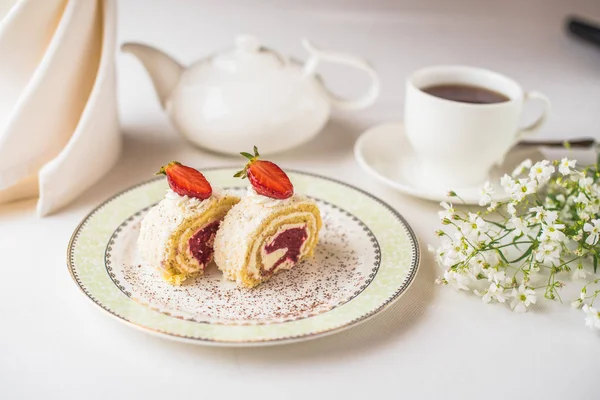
[{"xmin": 121, "ymin": 43, "xmax": 184, "ymax": 109}]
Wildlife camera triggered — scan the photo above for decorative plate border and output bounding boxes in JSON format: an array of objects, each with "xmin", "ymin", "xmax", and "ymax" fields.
[
  {"xmin": 67, "ymin": 168, "xmax": 420, "ymax": 346},
  {"xmin": 103, "ymin": 192, "xmax": 382, "ymax": 326}
]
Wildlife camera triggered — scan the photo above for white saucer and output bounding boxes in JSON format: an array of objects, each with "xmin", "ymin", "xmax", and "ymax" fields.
[{"xmin": 354, "ymin": 122, "xmax": 544, "ymax": 204}]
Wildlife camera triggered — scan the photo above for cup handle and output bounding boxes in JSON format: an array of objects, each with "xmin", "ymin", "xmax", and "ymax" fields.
[
  {"xmin": 516, "ymin": 91, "xmax": 551, "ymax": 139},
  {"xmin": 301, "ymin": 39, "xmax": 380, "ymax": 111}
]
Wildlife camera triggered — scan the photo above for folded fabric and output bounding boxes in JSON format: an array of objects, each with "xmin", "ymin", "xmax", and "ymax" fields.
[
  {"xmin": 0, "ymin": 174, "xmax": 37, "ymax": 204},
  {"xmin": 0, "ymin": 0, "xmax": 66, "ymax": 136},
  {"xmin": 0, "ymin": 0, "xmax": 120, "ymax": 216}
]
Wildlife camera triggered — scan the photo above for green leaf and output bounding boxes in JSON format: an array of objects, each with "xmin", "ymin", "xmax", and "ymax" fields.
[
  {"xmin": 155, "ymin": 161, "xmax": 180, "ymax": 175},
  {"xmin": 485, "ymin": 220, "xmax": 507, "ymax": 229},
  {"xmin": 240, "ymin": 152, "xmax": 254, "ymax": 160},
  {"xmin": 495, "ymin": 249, "xmax": 510, "ymax": 264},
  {"xmin": 233, "ymin": 170, "xmax": 246, "ymax": 178},
  {"xmin": 594, "ymin": 255, "xmax": 598, "ymax": 274},
  {"xmin": 254, "ymin": 145, "xmax": 260, "ymax": 157},
  {"xmin": 509, "ymin": 245, "xmax": 534, "ymax": 263}
]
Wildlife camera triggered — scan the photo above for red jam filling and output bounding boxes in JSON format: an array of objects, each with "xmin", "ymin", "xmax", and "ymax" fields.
[
  {"xmin": 188, "ymin": 220, "xmax": 220, "ymax": 267},
  {"xmin": 263, "ymin": 225, "xmax": 308, "ymax": 273}
]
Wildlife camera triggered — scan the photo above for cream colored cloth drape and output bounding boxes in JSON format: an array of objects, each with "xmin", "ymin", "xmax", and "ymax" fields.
[{"xmin": 0, "ymin": 0, "xmax": 120, "ymax": 216}]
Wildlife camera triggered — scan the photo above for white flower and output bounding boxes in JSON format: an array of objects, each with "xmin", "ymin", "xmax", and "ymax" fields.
[
  {"xmin": 444, "ymin": 270, "xmax": 470, "ymax": 291},
  {"xmin": 469, "ymin": 251, "xmax": 499, "ymax": 272},
  {"xmin": 510, "ymin": 284, "xmax": 537, "ymax": 313},
  {"xmin": 570, "ymin": 170, "xmax": 584, "ymax": 181},
  {"xmin": 507, "ymin": 216, "xmax": 529, "ymax": 236},
  {"xmin": 484, "ymin": 251, "xmax": 500, "ymax": 268},
  {"xmin": 535, "ymin": 242, "xmax": 561, "ymax": 265},
  {"xmin": 583, "ymin": 219, "xmax": 600, "ymax": 246},
  {"xmin": 540, "ymin": 223, "xmax": 566, "ymax": 243},
  {"xmin": 530, "ymin": 206, "xmax": 547, "ymax": 223},
  {"xmin": 438, "ymin": 201, "xmax": 455, "ymax": 221},
  {"xmin": 427, "ymin": 244, "xmax": 436, "ymax": 254},
  {"xmin": 579, "ymin": 176, "xmax": 593, "ymax": 190},
  {"xmin": 438, "ymin": 239, "xmax": 465, "ymax": 267},
  {"xmin": 558, "ymin": 158, "xmax": 576, "ymax": 175},
  {"xmin": 511, "ymin": 159, "xmax": 532, "ymax": 177},
  {"xmin": 531, "ymin": 208, "xmax": 560, "ymax": 228},
  {"xmin": 578, "ymin": 209, "xmax": 591, "ymax": 221},
  {"xmin": 486, "ymin": 269, "xmax": 507, "ymax": 285},
  {"xmin": 582, "ymin": 304, "xmax": 600, "ymax": 330},
  {"xmin": 529, "ymin": 160, "xmax": 555, "ymax": 184},
  {"xmin": 487, "ymin": 201, "xmax": 498, "ymax": 212},
  {"xmin": 433, "ymin": 156, "xmax": 600, "ymax": 329},
  {"xmin": 572, "ymin": 266, "xmax": 588, "ymax": 281},
  {"xmin": 506, "ymin": 202, "xmax": 517, "ymax": 216},
  {"xmin": 511, "ymin": 178, "xmax": 537, "ymax": 202},
  {"xmin": 467, "ymin": 254, "xmax": 485, "ymax": 277},
  {"xmin": 475, "ymin": 282, "xmax": 508, "ymax": 304},
  {"xmin": 543, "ymin": 210, "xmax": 559, "ymax": 225},
  {"xmin": 479, "ymin": 182, "xmax": 494, "ymax": 206},
  {"xmin": 500, "ymin": 174, "xmax": 515, "ymax": 192},
  {"xmin": 489, "ymin": 284, "xmax": 508, "ymax": 303},
  {"xmin": 574, "ymin": 192, "xmax": 589, "ymax": 205},
  {"xmin": 461, "ymin": 213, "xmax": 486, "ymax": 240}
]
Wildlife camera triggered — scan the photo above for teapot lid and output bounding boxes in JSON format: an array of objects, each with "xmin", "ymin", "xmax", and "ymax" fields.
[{"xmin": 211, "ymin": 35, "xmax": 285, "ymax": 74}]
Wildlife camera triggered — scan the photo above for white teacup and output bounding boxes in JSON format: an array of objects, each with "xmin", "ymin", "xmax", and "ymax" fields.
[{"xmin": 404, "ymin": 65, "xmax": 550, "ymax": 189}]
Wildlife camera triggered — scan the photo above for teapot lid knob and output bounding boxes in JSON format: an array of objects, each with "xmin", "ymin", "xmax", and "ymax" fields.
[
  {"xmin": 209, "ymin": 34, "xmax": 284, "ymax": 74},
  {"xmin": 235, "ymin": 34, "xmax": 261, "ymax": 53}
]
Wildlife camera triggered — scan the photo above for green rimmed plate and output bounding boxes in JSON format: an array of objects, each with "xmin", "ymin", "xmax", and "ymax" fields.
[{"xmin": 67, "ymin": 168, "xmax": 420, "ymax": 346}]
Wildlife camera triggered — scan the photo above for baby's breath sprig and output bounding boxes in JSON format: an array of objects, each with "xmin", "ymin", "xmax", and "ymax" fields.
[{"xmin": 431, "ymin": 157, "xmax": 600, "ymax": 330}]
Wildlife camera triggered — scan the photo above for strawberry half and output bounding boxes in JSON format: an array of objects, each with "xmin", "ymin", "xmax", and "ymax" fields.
[
  {"xmin": 157, "ymin": 161, "xmax": 212, "ymax": 199},
  {"xmin": 234, "ymin": 147, "xmax": 294, "ymax": 199}
]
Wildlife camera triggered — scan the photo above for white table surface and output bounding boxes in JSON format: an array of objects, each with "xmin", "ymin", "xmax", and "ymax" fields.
[{"xmin": 2, "ymin": 1, "xmax": 600, "ymax": 399}]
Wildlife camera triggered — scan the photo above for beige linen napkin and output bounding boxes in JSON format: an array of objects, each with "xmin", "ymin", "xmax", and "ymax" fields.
[{"xmin": 0, "ymin": 0, "xmax": 121, "ymax": 216}]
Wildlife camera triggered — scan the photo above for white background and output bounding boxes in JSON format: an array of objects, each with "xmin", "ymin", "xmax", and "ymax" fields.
[{"xmin": 2, "ymin": 1, "xmax": 600, "ymax": 399}]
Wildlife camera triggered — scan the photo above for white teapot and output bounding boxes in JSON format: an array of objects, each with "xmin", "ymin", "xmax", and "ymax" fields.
[{"xmin": 122, "ymin": 35, "xmax": 379, "ymax": 155}]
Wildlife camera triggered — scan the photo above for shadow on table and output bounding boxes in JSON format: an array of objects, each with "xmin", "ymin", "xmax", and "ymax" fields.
[
  {"xmin": 53, "ymin": 125, "xmax": 223, "ymax": 216},
  {"xmin": 67, "ymin": 116, "xmax": 439, "ymax": 361},
  {"xmin": 0, "ymin": 197, "xmax": 37, "ymax": 218},
  {"xmin": 236, "ymin": 253, "xmax": 438, "ymax": 363},
  {"xmin": 125, "ymin": 251, "xmax": 438, "ymax": 364},
  {"xmin": 0, "ymin": 124, "xmax": 187, "ymax": 218},
  {"xmin": 277, "ymin": 116, "xmax": 368, "ymax": 162},
  {"xmin": 55, "ymin": 115, "xmax": 367, "ymax": 216},
  {"xmin": 0, "ymin": 114, "xmax": 367, "ymax": 219},
  {"xmin": 88, "ymin": 117, "xmax": 437, "ymax": 360}
]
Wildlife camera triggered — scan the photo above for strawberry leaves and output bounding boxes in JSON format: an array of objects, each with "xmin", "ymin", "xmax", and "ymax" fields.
[{"xmin": 233, "ymin": 146, "xmax": 293, "ymax": 199}]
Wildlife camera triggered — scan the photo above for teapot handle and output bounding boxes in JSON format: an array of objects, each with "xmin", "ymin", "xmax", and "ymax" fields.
[{"xmin": 302, "ymin": 39, "xmax": 380, "ymax": 111}]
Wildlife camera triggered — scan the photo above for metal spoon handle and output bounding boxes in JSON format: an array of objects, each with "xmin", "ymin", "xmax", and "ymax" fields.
[
  {"xmin": 517, "ymin": 138, "xmax": 596, "ymax": 148},
  {"xmin": 567, "ymin": 17, "xmax": 600, "ymax": 48}
]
